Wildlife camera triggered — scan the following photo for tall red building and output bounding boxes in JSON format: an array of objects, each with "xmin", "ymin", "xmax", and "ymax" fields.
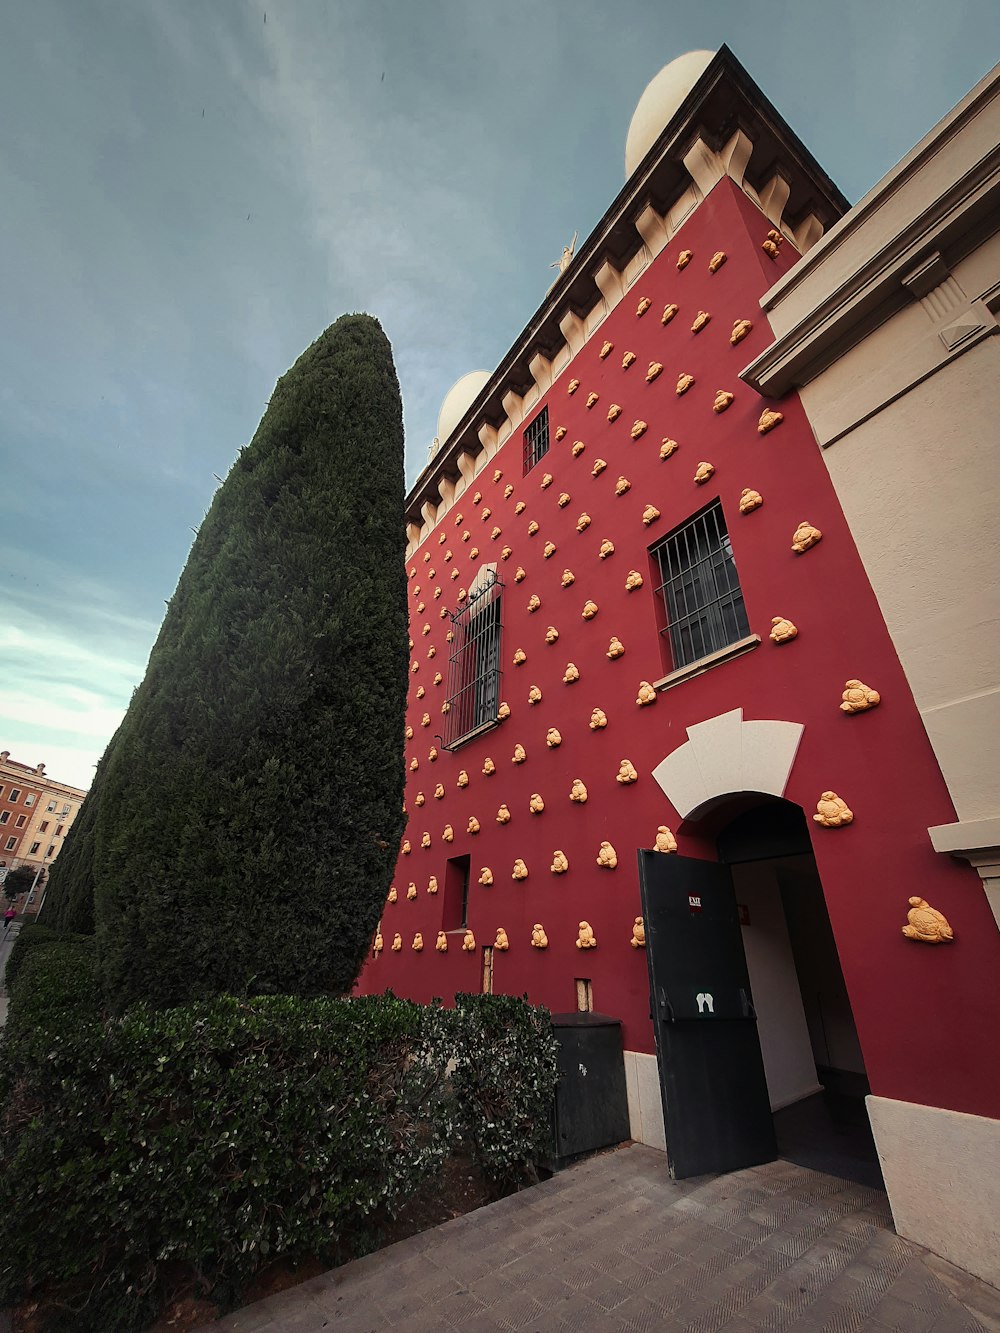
[{"xmin": 357, "ymin": 49, "xmax": 1000, "ymax": 1286}]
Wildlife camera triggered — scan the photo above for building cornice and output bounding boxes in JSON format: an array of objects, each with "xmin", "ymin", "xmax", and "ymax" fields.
[
  {"xmin": 405, "ymin": 46, "xmax": 848, "ymax": 553},
  {"xmin": 741, "ymin": 62, "xmax": 1000, "ymax": 398}
]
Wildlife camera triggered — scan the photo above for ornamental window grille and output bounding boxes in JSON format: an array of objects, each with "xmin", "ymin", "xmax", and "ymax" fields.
[
  {"xmin": 443, "ymin": 568, "xmax": 503, "ymax": 748},
  {"xmin": 522, "ymin": 406, "xmax": 549, "ymax": 475},
  {"xmin": 652, "ymin": 501, "xmax": 750, "ymax": 671}
]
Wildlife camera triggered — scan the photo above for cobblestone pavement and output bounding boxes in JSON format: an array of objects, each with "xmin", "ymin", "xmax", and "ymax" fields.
[{"xmin": 205, "ymin": 1144, "xmax": 1000, "ymax": 1332}]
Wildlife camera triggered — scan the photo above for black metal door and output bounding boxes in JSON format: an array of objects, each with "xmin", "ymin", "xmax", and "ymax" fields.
[{"xmin": 638, "ymin": 850, "xmax": 776, "ymax": 1178}]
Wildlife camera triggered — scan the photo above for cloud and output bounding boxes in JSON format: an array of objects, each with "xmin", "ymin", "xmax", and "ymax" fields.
[{"xmin": 0, "ymin": 555, "xmax": 157, "ymax": 790}]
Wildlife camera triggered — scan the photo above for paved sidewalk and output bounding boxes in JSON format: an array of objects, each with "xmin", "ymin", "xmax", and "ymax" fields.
[{"xmin": 204, "ymin": 1144, "xmax": 1000, "ymax": 1332}]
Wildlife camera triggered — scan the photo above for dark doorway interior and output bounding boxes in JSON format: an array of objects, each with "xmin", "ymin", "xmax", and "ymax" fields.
[{"xmin": 718, "ymin": 800, "xmax": 882, "ymax": 1188}]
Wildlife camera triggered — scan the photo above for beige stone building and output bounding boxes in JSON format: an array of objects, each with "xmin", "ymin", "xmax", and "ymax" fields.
[{"xmin": 742, "ymin": 59, "xmax": 1000, "ymax": 1291}]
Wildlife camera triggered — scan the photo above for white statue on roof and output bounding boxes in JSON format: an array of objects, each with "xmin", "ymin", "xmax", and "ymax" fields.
[{"xmin": 550, "ymin": 231, "xmax": 578, "ymax": 276}]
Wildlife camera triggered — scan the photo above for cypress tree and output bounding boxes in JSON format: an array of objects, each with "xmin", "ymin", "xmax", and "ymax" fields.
[
  {"xmin": 88, "ymin": 315, "xmax": 408, "ymax": 1011},
  {"xmin": 41, "ymin": 722, "xmax": 124, "ymax": 934}
]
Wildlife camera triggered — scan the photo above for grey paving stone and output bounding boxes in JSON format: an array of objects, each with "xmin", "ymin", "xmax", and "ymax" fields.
[{"xmin": 195, "ymin": 1146, "xmax": 1000, "ymax": 1333}]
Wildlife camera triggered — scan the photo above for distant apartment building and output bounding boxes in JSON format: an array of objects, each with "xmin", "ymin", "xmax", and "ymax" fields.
[{"xmin": 0, "ymin": 749, "xmax": 87, "ymax": 913}]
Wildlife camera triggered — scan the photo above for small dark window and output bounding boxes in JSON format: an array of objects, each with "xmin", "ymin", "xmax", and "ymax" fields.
[
  {"xmin": 14, "ymin": 816, "xmax": 25, "ymax": 829},
  {"xmin": 442, "ymin": 854, "xmax": 471, "ymax": 931},
  {"xmin": 8, "ymin": 789, "xmax": 20, "ymax": 803},
  {"xmin": 0, "ymin": 812, "xmax": 8, "ymax": 825},
  {"xmin": 652, "ymin": 501, "xmax": 750, "ymax": 671},
  {"xmin": 4, "ymin": 838, "xmax": 15, "ymax": 851},
  {"xmin": 29, "ymin": 842, "xmax": 40, "ymax": 855},
  {"xmin": 46, "ymin": 801, "xmax": 56, "ymax": 812},
  {"xmin": 40, "ymin": 821, "xmax": 49, "ymax": 833},
  {"xmin": 46, "ymin": 845, "xmax": 55, "ymax": 858},
  {"xmin": 55, "ymin": 824, "xmax": 64, "ymax": 836},
  {"xmin": 522, "ymin": 406, "xmax": 549, "ymax": 475},
  {"xmin": 443, "ymin": 570, "xmax": 503, "ymax": 748}
]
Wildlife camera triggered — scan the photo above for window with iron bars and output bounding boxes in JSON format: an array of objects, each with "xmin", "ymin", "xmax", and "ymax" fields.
[
  {"xmin": 652, "ymin": 501, "xmax": 750, "ymax": 672},
  {"xmin": 522, "ymin": 406, "xmax": 549, "ymax": 475},
  {"xmin": 443, "ymin": 569, "xmax": 503, "ymax": 748}
]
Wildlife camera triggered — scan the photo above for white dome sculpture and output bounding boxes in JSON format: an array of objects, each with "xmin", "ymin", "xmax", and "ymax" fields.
[
  {"xmin": 436, "ymin": 371, "xmax": 491, "ymax": 448},
  {"xmin": 625, "ymin": 50, "xmax": 715, "ymax": 179}
]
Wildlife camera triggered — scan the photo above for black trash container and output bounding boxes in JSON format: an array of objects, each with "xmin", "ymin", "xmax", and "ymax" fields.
[{"xmin": 547, "ymin": 1012, "xmax": 630, "ymax": 1169}]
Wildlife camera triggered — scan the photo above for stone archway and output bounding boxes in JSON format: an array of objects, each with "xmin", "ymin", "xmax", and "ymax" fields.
[{"xmin": 651, "ymin": 708, "xmax": 804, "ymax": 819}]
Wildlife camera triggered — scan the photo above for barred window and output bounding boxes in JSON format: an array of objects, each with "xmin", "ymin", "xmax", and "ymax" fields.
[
  {"xmin": 652, "ymin": 502, "xmax": 750, "ymax": 671},
  {"xmin": 443, "ymin": 569, "xmax": 503, "ymax": 748},
  {"xmin": 522, "ymin": 406, "xmax": 549, "ymax": 475}
]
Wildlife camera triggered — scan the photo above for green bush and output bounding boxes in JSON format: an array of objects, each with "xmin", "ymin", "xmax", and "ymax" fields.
[
  {"xmin": 451, "ymin": 993, "xmax": 559, "ymax": 1187},
  {"xmin": 0, "ymin": 938, "xmax": 100, "ymax": 1109},
  {"xmin": 0, "ymin": 981, "xmax": 558, "ymax": 1333},
  {"xmin": 3, "ymin": 922, "xmax": 93, "ymax": 996}
]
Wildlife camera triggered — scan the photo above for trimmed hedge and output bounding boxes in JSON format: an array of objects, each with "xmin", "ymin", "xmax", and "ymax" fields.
[
  {"xmin": 0, "ymin": 964, "xmax": 559, "ymax": 1332},
  {"xmin": 0, "ymin": 938, "xmax": 100, "ymax": 1109},
  {"xmin": 2, "ymin": 922, "xmax": 93, "ymax": 996},
  {"xmin": 451, "ymin": 993, "xmax": 561, "ymax": 1187}
]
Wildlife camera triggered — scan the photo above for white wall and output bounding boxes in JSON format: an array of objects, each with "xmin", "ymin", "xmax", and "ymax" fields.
[
  {"xmin": 733, "ymin": 861, "xmax": 823, "ymax": 1110},
  {"xmin": 868, "ymin": 1095, "xmax": 1000, "ymax": 1289}
]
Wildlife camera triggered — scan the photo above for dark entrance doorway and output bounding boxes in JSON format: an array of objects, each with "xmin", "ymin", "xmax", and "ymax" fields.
[{"xmin": 639, "ymin": 797, "xmax": 881, "ymax": 1186}]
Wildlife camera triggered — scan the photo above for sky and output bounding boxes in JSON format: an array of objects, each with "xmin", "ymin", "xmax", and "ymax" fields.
[{"xmin": 2, "ymin": 0, "xmax": 997, "ymax": 792}]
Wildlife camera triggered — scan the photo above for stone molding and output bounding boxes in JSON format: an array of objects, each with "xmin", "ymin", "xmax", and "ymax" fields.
[
  {"xmin": 741, "ymin": 62, "xmax": 1000, "ymax": 400},
  {"xmin": 928, "ymin": 816, "xmax": 1000, "ymax": 932},
  {"xmin": 651, "ymin": 707, "xmax": 804, "ymax": 820}
]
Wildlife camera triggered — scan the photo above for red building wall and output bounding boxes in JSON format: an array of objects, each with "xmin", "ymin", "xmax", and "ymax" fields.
[{"xmin": 358, "ymin": 179, "xmax": 1000, "ymax": 1124}]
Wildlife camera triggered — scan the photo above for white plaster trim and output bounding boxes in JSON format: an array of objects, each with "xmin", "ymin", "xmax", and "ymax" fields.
[
  {"xmin": 928, "ymin": 817, "xmax": 1000, "ymax": 932},
  {"xmin": 928, "ymin": 815, "xmax": 1000, "ymax": 854},
  {"xmin": 652, "ymin": 634, "xmax": 760, "ymax": 691},
  {"xmin": 652, "ymin": 708, "xmax": 804, "ymax": 819},
  {"xmin": 867, "ymin": 1095, "xmax": 1000, "ymax": 1289},
  {"xmin": 743, "ymin": 65, "xmax": 1000, "ymax": 397},
  {"xmin": 623, "ymin": 1050, "xmax": 666, "ymax": 1152}
]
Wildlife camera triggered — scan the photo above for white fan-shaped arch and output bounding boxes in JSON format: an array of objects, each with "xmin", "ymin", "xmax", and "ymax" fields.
[{"xmin": 652, "ymin": 708, "xmax": 804, "ymax": 820}]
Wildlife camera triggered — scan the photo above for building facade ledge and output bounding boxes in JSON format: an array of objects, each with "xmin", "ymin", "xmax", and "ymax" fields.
[
  {"xmin": 652, "ymin": 634, "xmax": 760, "ymax": 693},
  {"xmin": 741, "ymin": 63, "xmax": 1000, "ymax": 398},
  {"xmin": 929, "ymin": 816, "xmax": 1000, "ymax": 933}
]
